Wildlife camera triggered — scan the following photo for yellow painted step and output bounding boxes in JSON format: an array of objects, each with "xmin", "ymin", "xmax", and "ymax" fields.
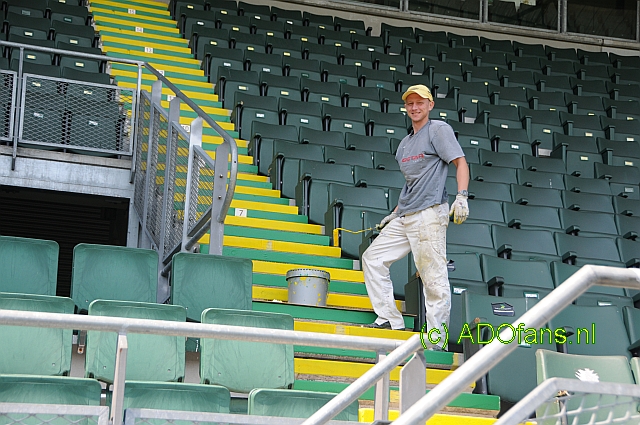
[
  {"xmin": 294, "ymin": 321, "xmax": 414, "ymax": 341},
  {"xmin": 254, "ymin": 286, "xmax": 402, "ymax": 311},
  {"xmin": 359, "ymin": 410, "xmax": 496, "ymax": 424},
  {"xmin": 225, "ymin": 216, "xmax": 322, "ymax": 234},
  {"xmin": 117, "ymin": 81, "xmax": 217, "ymax": 102},
  {"xmin": 294, "ymin": 359, "xmax": 462, "ymax": 387},
  {"xmin": 95, "ymin": 0, "xmax": 167, "ymax": 8},
  {"xmin": 96, "ymin": 25, "xmax": 187, "ymax": 45},
  {"xmin": 102, "ymin": 35, "xmax": 191, "ymax": 55},
  {"xmin": 224, "ymin": 235, "xmax": 341, "ymax": 257},
  {"xmin": 206, "ymin": 150, "xmax": 254, "ymax": 166},
  {"xmin": 179, "ymin": 116, "xmax": 233, "ymax": 131},
  {"xmin": 203, "ymin": 135, "xmax": 248, "ymax": 149},
  {"xmin": 252, "ymin": 260, "xmax": 363, "ymax": 283},
  {"xmin": 228, "ymin": 173, "xmax": 269, "ymax": 183},
  {"xmin": 93, "ymin": 16, "xmax": 179, "ymax": 34},
  {"xmin": 103, "ymin": 46, "xmax": 200, "ymax": 66},
  {"xmin": 90, "ymin": 7, "xmax": 176, "ymax": 25},
  {"xmin": 223, "ymin": 199, "xmax": 299, "ymax": 215},
  {"xmin": 90, "ymin": 0, "xmax": 170, "ymax": 16},
  {"xmin": 160, "ymin": 101, "xmax": 228, "ymax": 117},
  {"xmin": 111, "ymin": 68, "xmax": 214, "ymax": 91}
]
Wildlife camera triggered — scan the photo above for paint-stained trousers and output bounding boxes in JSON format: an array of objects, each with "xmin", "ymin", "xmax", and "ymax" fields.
[{"xmin": 362, "ymin": 203, "xmax": 451, "ymax": 347}]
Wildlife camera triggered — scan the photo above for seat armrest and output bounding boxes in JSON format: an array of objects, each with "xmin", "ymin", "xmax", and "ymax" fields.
[
  {"xmin": 562, "ymin": 251, "xmax": 577, "ymax": 264},
  {"xmin": 497, "ymin": 244, "xmax": 512, "ymax": 258}
]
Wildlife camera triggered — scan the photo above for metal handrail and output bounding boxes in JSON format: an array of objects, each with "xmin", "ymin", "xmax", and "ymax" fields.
[{"xmin": 392, "ymin": 265, "xmax": 640, "ymax": 425}]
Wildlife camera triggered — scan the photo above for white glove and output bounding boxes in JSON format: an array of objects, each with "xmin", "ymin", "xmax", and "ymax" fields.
[
  {"xmin": 449, "ymin": 194, "xmax": 469, "ymax": 224},
  {"xmin": 376, "ymin": 212, "xmax": 398, "ymax": 230}
]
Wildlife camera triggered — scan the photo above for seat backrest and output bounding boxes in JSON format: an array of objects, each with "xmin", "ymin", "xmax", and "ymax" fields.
[
  {"xmin": 328, "ymin": 183, "xmax": 388, "ymax": 210},
  {"xmin": 298, "ymin": 160, "xmax": 353, "ymax": 184},
  {"xmin": 248, "ymin": 389, "xmax": 359, "ymax": 420},
  {"xmin": 85, "ymin": 300, "xmax": 187, "ymax": 383},
  {"xmin": 481, "ymin": 254, "xmax": 554, "ymax": 296},
  {"xmin": 0, "ymin": 375, "xmax": 101, "ymax": 406},
  {"xmin": 0, "ymin": 235, "xmax": 58, "ymax": 295},
  {"xmin": 502, "ymin": 203, "xmax": 561, "ymax": 230},
  {"xmin": 554, "ymin": 233, "xmax": 621, "ymax": 264},
  {"xmin": 71, "ymin": 243, "xmax": 158, "ymax": 312},
  {"xmin": 171, "ymin": 253, "xmax": 253, "ymax": 322},
  {"xmin": 200, "ymin": 308, "xmax": 294, "ymax": 393},
  {"xmin": 0, "ymin": 293, "xmax": 74, "ymax": 376},
  {"xmin": 510, "ymin": 185, "xmax": 563, "ymax": 208},
  {"xmin": 492, "ymin": 225, "xmax": 558, "ymax": 257},
  {"xmin": 353, "ymin": 166, "xmax": 405, "ymax": 189}
]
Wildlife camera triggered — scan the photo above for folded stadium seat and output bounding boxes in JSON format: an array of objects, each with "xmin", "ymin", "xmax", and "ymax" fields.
[
  {"xmin": 516, "ymin": 169, "xmax": 564, "ymax": 189},
  {"xmin": 447, "ymin": 33, "xmax": 481, "ymax": 50},
  {"xmin": 610, "ymin": 52, "xmax": 640, "ymax": 69},
  {"xmin": 488, "ymin": 125, "xmax": 532, "ymax": 155},
  {"xmin": 614, "ymin": 197, "xmax": 640, "ymax": 217},
  {"xmin": 475, "ymin": 101, "xmax": 522, "ymax": 129},
  {"xmin": 284, "ymin": 57, "xmax": 321, "ymax": 81},
  {"xmin": 497, "ymin": 69, "xmax": 537, "ymax": 91},
  {"xmin": 561, "ymin": 190, "xmax": 614, "ymax": 214},
  {"xmin": 382, "ymin": 23, "xmax": 416, "ymax": 55},
  {"xmin": 450, "ymin": 196, "xmax": 504, "ymax": 226},
  {"xmin": 431, "ymin": 61, "xmax": 464, "ymax": 96},
  {"xmin": 488, "ymin": 0, "xmax": 518, "ymax": 25},
  {"xmin": 549, "ymin": 304, "xmax": 631, "ymax": 356},
  {"xmin": 479, "ymin": 37, "xmax": 512, "ymax": 54},
  {"xmin": 373, "ymin": 151, "xmax": 399, "ymax": 171},
  {"xmin": 559, "ymin": 111, "xmax": 605, "ymax": 139},
  {"xmin": 492, "ymin": 225, "xmax": 559, "ymax": 262},
  {"xmin": 5, "ymin": 0, "xmax": 47, "ymax": 17},
  {"xmin": 6, "ymin": 34, "xmax": 54, "ymax": 67},
  {"xmin": 518, "ymin": 107, "xmax": 562, "ymax": 151},
  {"xmin": 366, "ymin": 110, "xmax": 407, "ymax": 138},
  {"xmin": 215, "ymin": 68, "xmax": 260, "ymax": 108},
  {"xmin": 535, "ymin": 350, "xmax": 634, "ymax": 422},
  {"xmin": 559, "ymin": 209, "xmax": 618, "ymax": 237},
  {"xmin": 594, "ymin": 163, "xmax": 640, "ymax": 199},
  {"xmin": 85, "ymin": 301, "xmax": 187, "ymax": 383},
  {"xmin": 570, "ymin": 79, "xmax": 609, "ymax": 99},
  {"xmin": 485, "ymin": 83, "xmax": 525, "ymax": 107},
  {"xmin": 607, "ymin": 82, "xmax": 640, "ymax": 102},
  {"xmin": 461, "ymin": 65, "xmax": 499, "ymax": 86},
  {"xmin": 477, "ymin": 148, "xmax": 522, "ymax": 168},
  {"xmin": 321, "ymin": 29, "xmax": 353, "ymax": 49},
  {"xmin": 447, "ymin": 222, "xmax": 496, "ymax": 256},
  {"xmin": 551, "ymin": 261, "xmax": 630, "ymax": 309},
  {"xmin": 426, "ymin": 97, "xmax": 457, "ymax": 122},
  {"xmin": 601, "ymin": 117, "xmax": 640, "ymax": 142},
  {"xmin": 565, "ymin": 94, "xmax": 606, "ymax": 118},
  {"xmin": 540, "ymin": 59, "xmax": 576, "ymax": 78},
  {"xmin": 245, "ymin": 51, "xmax": 283, "ymax": 74},
  {"xmin": 230, "ymin": 92, "xmax": 278, "ymax": 141},
  {"xmin": 248, "ymin": 389, "xmax": 358, "ymax": 420},
  {"xmin": 603, "ymin": 98, "xmax": 640, "ymax": 122},
  {"xmin": 341, "ymin": 84, "xmax": 379, "ymax": 109},
  {"xmin": 550, "ymin": 133, "xmax": 601, "ymax": 177},
  {"xmin": 611, "ymin": 67, "xmax": 640, "ymax": 86},
  {"xmin": 372, "ymin": 52, "xmax": 407, "ymax": 74},
  {"xmin": 52, "ymin": 20, "xmax": 96, "ymax": 48},
  {"xmin": 57, "ymin": 43, "xmax": 103, "ymax": 74},
  {"xmin": 533, "ymin": 72, "xmax": 573, "ymax": 95},
  {"xmin": 574, "ymin": 62, "xmax": 612, "ymax": 82},
  {"xmin": 269, "ymin": 140, "xmax": 324, "ymax": 190},
  {"xmin": 521, "ymin": 154, "xmax": 565, "ymax": 174},
  {"xmin": 267, "ymin": 38, "xmax": 301, "ymax": 59},
  {"xmin": 322, "ymin": 104, "xmax": 366, "ymax": 135},
  {"xmin": 351, "ymin": 33, "xmax": 385, "ymax": 53},
  {"xmin": 467, "ymin": 180, "xmax": 513, "ymax": 203},
  {"xmin": 353, "ymin": 165, "xmax": 404, "ymax": 189},
  {"xmin": 337, "ymin": 47, "xmax": 371, "ymax": 68},
  {"xmin": 271, "ymin": 6, "xmax": 302, "ymax": 26},
  {"xmin": 62, "ymin": 69, "xmax": 111, "ymax": 98},
  {"xmin": 344, "ymin": 133, "xmax": 390, "ymax": 153},
  {"xmin": 325, "ymin": 145, "xmax": 373, "ymax": 168},
  {"xmin": 334, "ymin": 16, "xmax": 367, "ymax": 34},
  {"xmin": 555, "ymin": 232, "xmax": 622, "ymax": 266},
  {"xmin": 576, "ymin": 48, "xmax": 610, "ymax": 66},
  {"xmin": 230, "ymin": 32, "xmax": 266, "ymax": 53},
  {"xmin": 506, "ymin": 54, "xmax": 542, "ymax": 72},
  {"xmin": 616, "ymin": 214, "xmax": 640, "ymax": 241},
  {"xmin": 439, "ymin": 45, "xmax": 475, "ymax": 67},
  {"xmin": 472, "ymin": 51, "xmax": 509, "ymax": 70},
  {"xmin": 0, "ymin": 235, "xmax": 58, "ymax": 295},
  {"xmin": 294, "ymin": 160, "xmax": 353, "ymax": 218},
  {"xmin": 448, "ymin": 81, "xmax": 489, "ymax": 122},
  {"xmin": 510, "ymin": 184, "xmax": 563, "ymax": 208},
  {"xmin": 300, "ymin": 80, "xmax": 341, "ymax": 110},
  {"xmin": 625, "ymin": 307, "xmax": 640, "ymax": 355},
  {"xmin": 252, "ymin": 18, "xmax": 286, "ymax": 39},
  {"xmin": 461, "ymin": 292, "xmax": 553, "ymax": 404},
  {"xmin": 502, "ymin": 202, "xmax": 561, "ymax": 231},
  {"xmin": 203, "ymin": 46, "xmax": 244, "ymax": 82},
  {"xmin": 563, "ymin": 177, "xmax": 612, "ymax": 199},
  {"xmin": 238, "ymin": 1, "xmax": 271, "ymax": 21},
  {"xmin": 448, "ymin": 120, "xmax": 491, "ymax": 150},
  {"xmin": 526, "ymin": 89, "xmax": 565, "ymax": 112},
  {"xmin": 617, "ymin": 237, "xmax": 640, "ymax": 268},
  {"xmin": 481, "ymin": 254, "xmax": 555, "ymax": 298},
  {"xmin": 403, "ymin": 41, "xmax": 438, "ymax": 74},
  {"xmin": 48, "ymin": 2, "xmax": 90, "ymax": 26},
  {"xmin": 216, "ymin": 13, "xmax": 252, "ymax": 35},
  {"xmin": 545, "ymin": 45, "xmax": 579, "ymax": 62},
  {"xmin": 357, "ymin": 68, "xmax": 395, "ymax": 91},
  {"xmin": 320, "ymin": 61, "xmax": 359, "ymax": 86},
  {"xmin": 20, "ymin": 88, "xmax": 65, "ymax": 147},
  {"xmin": 71, "ymin": 244, "xmax": 158, "ymax": 312},
  {"xmin": 181, "ymin": 9, "xmax": 217, "ymax": 37},
  {"xmin": 287, "ymin": 24, "xmax": 318, "ymax": 44},
  {"xmin": 462, "ymin": 146, "xmax": 480, "ymax": 164},
  {"xmin": 170, "ymin": 0, "xmax": 206, "ymax": 16},
  {"xmin": 260, "ymin": 73, "xmax": 299, "ymax": 99},
  {"xmin": 512, "ymin": 41, "xmax": 546, "ymax": 58},
  {"xmin": 470, "ymin": 163, "xmax": 518, "ymax": 185},
  {"xmin": 305, "ymin": 44, "xmax": 338, "ymax": 64}
]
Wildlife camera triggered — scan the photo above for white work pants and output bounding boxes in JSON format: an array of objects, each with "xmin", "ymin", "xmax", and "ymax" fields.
[{"xmin": 362, "ymin": 204, "xmax": 451, "ymax": 346}]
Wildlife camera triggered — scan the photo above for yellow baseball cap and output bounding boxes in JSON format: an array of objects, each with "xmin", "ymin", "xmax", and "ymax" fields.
[{"xmin": 402, "ymin": 84, "xmax": 433, "ymax": 101}]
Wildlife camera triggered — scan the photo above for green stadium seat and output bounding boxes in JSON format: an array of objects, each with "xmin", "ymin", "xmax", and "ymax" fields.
[
  {"xmin": 298, "ymin": 126, "xmax": 343, "ymax": 147},
  {"xmin": 488, "ymin": 125, "xmax": 532, "ymax": 155},
  {"xmin": 252, "ymin": 18, "xmax": 286, "ymax": 39},
  {"xmin": 430, "ymin": 62, "xmax": 464, "ymax": 96},
  {"xmin": 216, "ymin": 68, "xmax": 260, "ymax": 108},
  {"xmin": 230, "ymin": 92, "xmax": 278, "ymax": 140},
  {"xmin": 502, "ymin": 202, "xmax": 561, "ymax": 231},
  {"xmin": 122, "ymin": 381, "xmax": 230, "ymax": 415},
  {"xmin": 345, "ymin": 133, "xmax": 390, "ymax": 153},
  {"xmin": 70, "ymin": 244, "xmax": 158, "ymax": 312},
  {"xmin": 238, "ymin": 1, "xmax": 271, "ymax": 20},
  {"xmin": 476, "ymin": 101, "xmax": 522, "ymax": 129},
  {"xmin": 448, "ymin": 81, "xmax": 489, "ymax": 122},
  {"xmin": 456, "ymin": 197, "xmax": 503, "ymax": 225},
  {"xmin": 171, "ymin": 253, "xmax": 252, "ymax": 322},
  {"xmin": 554, "ymin": 233, "xmax": 622, "ymax": 266},
  {"xmin": 447, "ymin": 222, "xmax": 495, "ymax": 257},
  {"xmin": 271, "ymin": 6, "xmax": 303, "ymax": 26},
  {"xmin": 285, "ymin": 57, "xmax": 321, "ymax": 81},
  {"xmin": 571, "ymin": 78, "xmax": 609, "ymax": 97},
  {"xmin": 448, "ymin": 33, "xmax": 481, "ymax": 49},
  {"xmin": 545, "ymin": 45, "xmax": 579, "ymax": 62},
  {"xmin": 294, "ymin": 160, "xmax": 353, "ymax": 217},
  {"xmin": 366, "ymin": 110, "xmax": 407, "ymax": 138},
  {"xmin": 301, "ymin": 79, "xmax": 340, "ymax": 106},
  {"xmin": 323, "ymin": 104, "xmax": 365, "ymax": 135},
  {"xmin": 603, "ymin": 98, "xmax": 640, "ymax": 122},
  {"xmin": 351, "ymin": 33, "xmax": 384, "ymax": 54},
  {"xmin": 519, "ymin": 107, "xmax": 562, "ymax": 150},
  {"xmin": 404, "ymin": 42, "xmax": 438, "ymax": 74},
  {"xmin": 49, "ymin": 2, "xmax": 89, "ymax": 26},
  {"xmin": 373, "ymin": 52, "xmax": 407, "ymax": 73},
  {"xmin": 270, "ymin": 140, "xmax": 325, "ymax": 190},
  {"xmin": 448, "ymin": 121, "xmax": 492, "ymax": 150},
  {"xmin": 480, "ymin": 37, "xmax": 512, "ymax": 54},
  {"xmin": 439, "ymin": 45, "xmax": 474, "ymax": 66},
  {"xmin": 561, "ymin": 190, "xmax": 614, "ymax": 214},
  {"xmin": 470, "ymin": 163, "xmax": 517, "ymax": 184},
  {"xmin": 467, "ymin": 180, "xmax": 512, "ymax": 202},
  {"xmin": 85, "ymin": 300, "xmax": 186, "ymax": 383},
  {"xmin": 5, "ymin": 0, "xmax": 47, "ymax": 17},
  {"xmin": 565, "ymin": 93, "xmax": 605, "ymax": 118},
  {"xmin": 352, "ymin": 165, "xmax": 404, "ymax": 190},
  {"xmin": 250, "ymin": 121, "xmax": 298, "ymax": 175},
  {"xmin": 474, "ymin": 51, "xmax": 509, "ymax": 70},
  {"xmin": 304, "ymin": 44, "xmax": 337, "ymax": 64},
  {"xmin": 230, "ymin": 32, "xmax": 266, "ymax": 52},
  {"xmin": 62, "ymin": 66, "xmax": 110, "ymax": 86},
  {"xmin": 358, "ymin": 68, "xmax": 395, "ymax": 91},
  {"xmin": 512, "ymin": 41, "xmax": 546, "ymax": 58},
  {"xmin": 342, "ymin": 85, "xmax": 379, "ymax": 109},
  {"xmin": 551, "ymin": 133, "xmax": 601, "ymax": 177},
  {"xmin": 601, "ymin": 117, "xmax": 640, "ymax": 142},
  {"xmin": 200, "ymin": 308, "xmax": 295, "ymax": 393},
  {"xmin": 516, "ymin": 169, "xmax": 564, "ymax": 189},
  {"xmin": 577, "ymin": 48, "xmax": 610, "ymax": 65},
  {"xmin": 248, "ymin": 389, "xmax": 358, "ymax": 420},
  {"xmin": 521, "ymin": 154, "xmax": 565, "ymax": 174},
  {"xmin": 0, "ymin": 375, "xmax": 101, "ymax": 406},
  {"xmin": 181, "ymin": 9, "xmax": 216, "ymax": 38},
  {"xmin": 616, "ymin": 215, "xmax": 640, "ymax": 240},
  {"xmin": 492, "ymin": 225, "xmax": 559, "ymax": 262},
  {"xmin": 373, "ymin": 151, "xmax": 400, "ymax": 171},
  {"xmin": 57, "ymin": 43, "xmax": 103, "ymax": 73},
  {"xmin": 564, "ymin": 175, "xmax": 613, "ymax": 196},
  {"xmin": 321, "ymin": 29, "xmax": 353, "ymax": 49},
  {"xmin": 498, "ymin": 69, "xmax": 536, "ymax": 91},
  {"xmin": 540, "ymin": 59, "xmax": 576, "ymax": 77},
  {"xmin": 217, "ymin": 14, "xmax": 252, "ymax": 34},
  {"xmin": 533, "ymin": 72, "xmax": 572, "ymax": 94},
  {"xmin": 203, "ymin": 46, "xmax": 243, "ymax": 82},
  {"xmin": 302, "ymin": 11, "xmax": 333, "ymax": 29},
  {"xmin": 287, "ymin": 24, "xmax": 318, "ymax": 44},
  {"xmin": 337, "ymin": 46, "xmax": 370, "ymax": 67},
  {"xmin": 481, "ymin": 254, "xmax": 554, "ymax": 298},
  {"xmin": 0, "ymin": 235, "xmax": 58, "ymax": 295},
  {"xmin": 487, "ymin": 84, "xmax": 529, "ymax": 108},
  {"xmin": 325, "ymin": 145, "xmax": 373, "ymax": 168},
  {"xmin": 279, "ymin": 98, "xmax": 322, "ymax": 131},
  {"xmin": 607, "ymin": 81, "xmax": 640, "ymax": 102},
  {"xmin": 614, "ymin": 197, "xmax": 640, "ymax": 217},
  {"xmin": 0, "ymin": 293, "xmax": 74, "ymax": 375},
  {"xmin": 507, "ymin": 55, "xmax": 541, "ymax": 73},
  {"xmin": 334, "ymin": 16, "xmax": 366, "ymax": 34},
  {"xmin": 321, "ymin": 61, "xmax": 359, "ymax": 86},
  {"xmin": 191, "ymin": 28, "xmax": 229, "ymax": 59},
  {"xmin": 267, "ymin": 37, "xmax": 301, "ymax": 59},
  {"xmin": 527, "ymin": 89, "xmax": 565, "ymax": 112},
  {"xmin": 245, "ymin": 51, "xmax": 282, "ymax": 74},
  {"xmin": 559, "ymin": 209, "xmax": 618, "ymax": 237},
  {"xmin": 617, "ymin": 237, "xmax": 640, "ymax": 268}
]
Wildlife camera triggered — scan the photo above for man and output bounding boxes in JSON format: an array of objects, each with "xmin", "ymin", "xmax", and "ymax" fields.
[{"xmin": 361, "ymin": 84, "xmax": 469, "ymax": 350}]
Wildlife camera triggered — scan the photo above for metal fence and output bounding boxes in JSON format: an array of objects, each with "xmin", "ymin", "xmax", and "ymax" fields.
[
  {"xmin": 0, "ymin": 70, "xmax": 17, "ymax": 143},
  {"xmin": 0, "ymin": 403, "xmax": 109, "ymax": 425}
]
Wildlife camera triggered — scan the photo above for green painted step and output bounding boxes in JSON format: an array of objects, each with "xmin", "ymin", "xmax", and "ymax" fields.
[
  {"xmin": 95, "ymin": 19, "xmax": 177, "ymax": 36},
  {"xmin": 105, "ymin": 41, "xmax": 194, "ymax": 58},
  {"xmin": 253, "ymin": 273, "xmax": 367, "ymax": 295},
  {"xmin": 227, "ymin": 207, "xmax": 307, "ymax": 223},
  {"xmin": 294, "ymin": 344, "xmax": 456, "ymax": 365},
  {"xmin": 225, "ymin": 225, "xmax": 329, "ymax": 246},
  {"xmin": 93, "ymin": 12, "xmax": 177, "ymax": 28},
  {"xmin": 223, "ymin": 246, "xmax": 354, "ymax": 269},
  {"xmin": 100, "ymin": 28, "xmax": 186, "ymax": 47},
  {"xmin": 229, "ymin": 192, "xmax": 287, "ymax": 205},
  {"xmin": 202, "ymin": 126, "xmax": 238, "ymax": 139},
  {"xmin": 102, "ymin": 0, "xmax": 168, "ymax": 10},
  {"xmin": 93, "ymin": 3, "xmax": 170, "ymax": 18},
  {"xmin": 293, "ymin": 381, "xmax": 501, "ymax": 411},
  {"xmin": 106, "ymin": 51, "xmax": 201, "ymax": 70},
  {"xmin": 253, "ymin": 301, "xmax": 414, "ymax": 329},
  {"xmin": 114, "ymin": 73, "xmax": 211, "ymax": 88}
]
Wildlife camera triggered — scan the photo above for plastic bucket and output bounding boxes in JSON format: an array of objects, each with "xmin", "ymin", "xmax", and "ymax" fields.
[{"xmin": 286, "ymin": 268, "xmax": 330, "ymax": 307}]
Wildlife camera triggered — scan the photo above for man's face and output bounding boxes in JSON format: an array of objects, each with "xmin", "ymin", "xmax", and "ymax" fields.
[{"xmin": 404, "ymin": 93, "xmax": 434, "ymax": 124}]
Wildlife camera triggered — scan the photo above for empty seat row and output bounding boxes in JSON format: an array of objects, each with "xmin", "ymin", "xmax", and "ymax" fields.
[{"xmin": 2, "ymin": 0, "xmax": 91, "ymax": 26}]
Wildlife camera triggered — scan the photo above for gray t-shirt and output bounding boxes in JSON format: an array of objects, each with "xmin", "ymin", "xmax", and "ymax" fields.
[{"xmin": 394, "ymin": 120, "xmax": 464, "ymax": 216}]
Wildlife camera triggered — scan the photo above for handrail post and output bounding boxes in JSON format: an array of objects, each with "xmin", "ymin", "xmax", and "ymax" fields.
[
  {"xmin": 374, "ymin": 351, "xmax": 390, "ymax": 421},
  {"xmin": 399, "ymin": 351, "xmax": 426, "ymax": 413},
  {"xmin": 11, "ymin": 47, "xmax": 24, "ymax": 171},
  {"xmin": 209, "ymin": 136, "xmax": 229, "ymax": 256},
  {"xmin": 181, "ymin": 117, "xmax": 203, "ymax": 251},
  {"xmin": 110, "ymin": 333, "xmax": 128, "ymax": 425},
  {"xmin": 129, "ymin": 63, "xmax": 143, "ymax": 183}
]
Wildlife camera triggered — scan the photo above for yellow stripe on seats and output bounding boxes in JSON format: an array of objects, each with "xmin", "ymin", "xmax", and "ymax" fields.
[
  {"xmin": 252, "ymin": 261, "xmax": 363, "ymax": 282},
  {"xmin": 254, "ymin": 286, "xmax": 401, "ymax": 311}
]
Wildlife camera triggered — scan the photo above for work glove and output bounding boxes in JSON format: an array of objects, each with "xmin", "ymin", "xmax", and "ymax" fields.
[
  {"xmin": 376, "ymin": 212, "xmax": 398, "ymax": 231},
  {"xmin": 449, "ymin": 194, "xmax": 469, "ymax": 224}
]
